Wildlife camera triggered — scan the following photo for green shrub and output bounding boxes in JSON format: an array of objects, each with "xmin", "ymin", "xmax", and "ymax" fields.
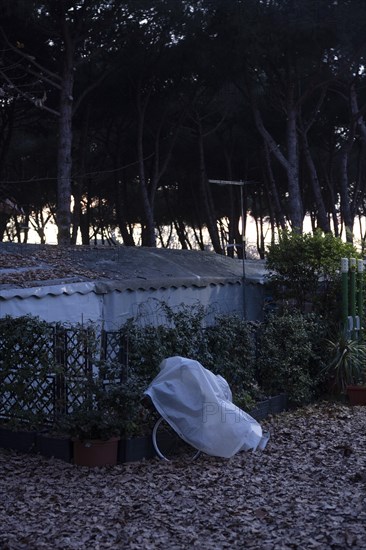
[
  {"xmin": 160, "ymin": 302, "xmax": 210, "ymax": 361},
  {"xmin": 118, "ymin": 305, "xmax": 260, "ymax": 429},
  {"xmin": 257, "ymin": 311, "xmax": 327, "ymax": 406},
  {"xmin": 120, "ymin": 303, "xmax": 212, "ymax": 378},
  {"xmin": 203, "ymin": 314, "xmax": 259, "ymax": 401},
  {"xmin": 0, "ymin": 315, "xmax": 58, "ymax": 428},
  {"xmin": 2, "ymin": 305, "xmax": 325, "ymax": 436},
  {"xmin": 266, "ymin": 230, "xmax": 358, "ymax": 319}
]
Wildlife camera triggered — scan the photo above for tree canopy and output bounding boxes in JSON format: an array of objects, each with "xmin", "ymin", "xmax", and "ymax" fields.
[{"xmin": 1, "ymin": 0, "xmax": 366, "ymax": 253}]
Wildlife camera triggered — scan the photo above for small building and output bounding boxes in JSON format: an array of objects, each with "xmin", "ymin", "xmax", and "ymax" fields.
[{"xmin": 0, "ymin": 244, "xmax": 268, "ymax": 329}]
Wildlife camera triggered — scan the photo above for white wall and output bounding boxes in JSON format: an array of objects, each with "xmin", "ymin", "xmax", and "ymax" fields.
[{"xmin": 0, "ymin": 281, "xmax": 264, "ymax": 330}]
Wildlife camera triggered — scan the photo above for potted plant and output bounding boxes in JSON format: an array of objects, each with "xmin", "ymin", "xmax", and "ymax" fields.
[
  {"xmin": 118, "ymin": 377, "xmax": 158, "ymax": 463},
  {"xmin": 323, "ymin": 331, "xmax": 366, "ymax": 404},
  {"xmin": 59, "ymin": 376, "xmax": 123, "ymax": 467},
  {"xmin": 62, "ymin": 409, "xmax": 121, "ymax": 467}
]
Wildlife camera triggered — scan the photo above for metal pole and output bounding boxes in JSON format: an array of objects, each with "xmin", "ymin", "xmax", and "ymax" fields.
[
  {"xmin": 350, "ymin": 258, "xmax": 356, "ymax": 339},
  {"xmin": 341, "ymin": 258, "xmax": 349, "ymax": 334},
  {"xmin": 357, "ymin": 259, "xmax": 364, "ymax": 341},
  {"xmin": 208, "ymin": 178, "xmax": 256, "ymax": 321},
  {"xmin": 240, "ymin": 185, "xmax": 246, "ymax": 320}
]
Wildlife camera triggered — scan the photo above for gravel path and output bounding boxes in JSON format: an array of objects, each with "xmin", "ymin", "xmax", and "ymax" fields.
[{"xmin": 1, "ymin": 402, "xmax": 366, "ymax": 549}]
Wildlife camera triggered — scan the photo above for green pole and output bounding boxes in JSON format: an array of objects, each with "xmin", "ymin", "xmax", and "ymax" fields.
[
  {"xmin": 341, "ymin": 258, "xmax": 349, "ymax": 334},
  {"xmin": 350, "ymin": 258, "xmax": 357, "ymax": 339},
  {"xmin": 358, "ymin": 259, "xmax": 364, "ymax": 342},
  {"xmin": 240, "ymin": 185, "xmax": 246, "ymax": 320}
]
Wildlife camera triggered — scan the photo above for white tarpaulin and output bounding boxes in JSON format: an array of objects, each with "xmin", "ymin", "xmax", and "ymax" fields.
[{"xmin": 144, "ymin": 356, "xmax": 269, "ymax": 458}]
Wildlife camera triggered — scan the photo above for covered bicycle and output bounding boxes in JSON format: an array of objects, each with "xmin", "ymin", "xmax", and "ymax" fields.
[{"xmin": 144, "ymin": 356, "xmax": 269, "ymax": 461}]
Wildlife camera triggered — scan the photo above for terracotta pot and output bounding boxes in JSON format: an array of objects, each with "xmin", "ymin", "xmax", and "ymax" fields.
[
  {"xmin": 73, "ymin": 437, "xmax": 119, "ymax": 467},
  {"xmin": 346, "ymin": 385, "xmax": 366, "ymax": 406}
]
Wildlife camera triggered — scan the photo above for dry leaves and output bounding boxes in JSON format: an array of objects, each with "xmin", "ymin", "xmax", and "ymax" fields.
[
  {"xmin": 1, "ymin": 402, "xmax": 366, "ymax": 549},
  {"xmin": 0, "ymin": 248, "xmax": 107, "ymax": 287}
]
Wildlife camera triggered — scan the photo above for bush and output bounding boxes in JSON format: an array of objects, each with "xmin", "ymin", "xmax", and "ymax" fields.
[
  {"xmin": 1, "ymin": 305, "xmax": 327, "ymax": 436},
  {"xmin": 203, "ymin": 314, "xmax": 259, "ymax": 401},
  {"xmin": 266, "ymin": 230, "xmax": 358, "ymax": 319},
  {"xmin": 256, "ymin": 311, "xmax": 327, "ymax": 406},
  {"xmin": 121, "ymin": 305, "xmax": 260, "ymax": 397},
  {"xmin": 0, "ymin": 308, "xmax": 262, "ymax": 435},
  {"xmin": 0, "ymin": 315, "xmax": 58, "ymax": 428},
  {"xmin": 118, "ymin": 306, "xmax": 260, "ymax": 429}
]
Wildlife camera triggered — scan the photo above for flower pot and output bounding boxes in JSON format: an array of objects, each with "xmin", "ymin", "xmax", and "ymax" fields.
[
  {"xmin": 73, "ymin": 437, "xmax": 119, "ymax": 467},
  {"xmin": 346, "ymin": 385, "xmax": 366, "ymax": 406},
  {"xmin": 249, "ymin": 393, "xmax": 288, "ymax": 421},
  {"xmin": 118, "ymin": 435, "xmax": 154, "ymax": 463},
  {"xmin": 0, "ymin": 426, "xmax": 37, "ymax": 453},
  {"xmin": 249, "ymin": 399, "xmax": 270, "ymax": 421},
  {"xmin": 36, "ymin": 433, "xmax": 73, "ymax": 462},
  {"xmin": 269, "ymin": 393, "xmax": 288, "ymax": 415}
]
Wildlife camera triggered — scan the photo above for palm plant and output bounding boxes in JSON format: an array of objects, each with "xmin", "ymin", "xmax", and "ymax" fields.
[{"xmin": 323, "ymin": 332, "xmax": 366, "ymax": 393}]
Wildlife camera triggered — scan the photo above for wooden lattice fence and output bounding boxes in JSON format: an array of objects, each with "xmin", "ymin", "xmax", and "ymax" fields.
[{"xmin": 0, "ymin": 325, "xmax": 127, "ymax": 426}]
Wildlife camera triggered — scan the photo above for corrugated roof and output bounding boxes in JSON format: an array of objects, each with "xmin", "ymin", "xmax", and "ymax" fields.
[{"xmin": 0, "ymin": 243, "xmax": 267, "ymax": 300}]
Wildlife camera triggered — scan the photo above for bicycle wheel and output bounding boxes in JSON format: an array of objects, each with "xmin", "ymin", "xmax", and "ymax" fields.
[{"xmin": 152, "ymin": 416, "xmax": 201, "ymax": 462}]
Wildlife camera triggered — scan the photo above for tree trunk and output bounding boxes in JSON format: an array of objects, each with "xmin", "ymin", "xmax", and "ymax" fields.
[
  {"xmin": 321, "ymin": 160, "xmax": 339, "ymax": 236},
  {"xmin": 223, "ymin": 150, "xmax": 241, "ymax": 258},
  {"xmin": 286, "ymin": 103, "xmax": 303, "ymax": 232},
  {"xmin": 252, "ymin": 100, "xmax": 303, "ymax": 232},
  {"xmin": 337, "ymin": 84, "xmax": 360, "ymax": 242},
  {"xmin": 0, "ymin": 100, "xmax": 15, "ymax": 180},
  {"xmin": 57, "ymin": 19, "xmax": 74, "ymax": 245},
  {"xmin": 115, "ymin": 179, "xmax": 135, "ymax": 246},
  {"xmin": 71, "ymin": 105, "xmax": 91, "ymax": 245},
  {"xmin": 197, "ymin": 122, "xmax": 223, "ymax": 254},
  {"xmin": 262, "ymin": 143, "xmax": 286, "ymax": 231},
  {"xmin": 301, "ymin": 131, "xmax": 331, "ymax": 233},
  {"xmin": 350, "ymin": 83, "xmax": 366, "ymax": 224},
  {"xmin": 339, "ymin": 150, "xmax": 354, "ymax": 241},
  {"xmin": 136, "ymin": 83, "xmax": 157, "ymax": 248}
]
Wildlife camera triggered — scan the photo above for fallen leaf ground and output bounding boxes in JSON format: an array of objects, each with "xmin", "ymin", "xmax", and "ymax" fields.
[{"xmin": 1, "ymin": 402, "xmax": 366, "ymax": 549}]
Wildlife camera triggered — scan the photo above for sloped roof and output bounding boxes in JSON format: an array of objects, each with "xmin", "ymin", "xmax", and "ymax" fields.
[{"xmin": 0, "ymin": 243, "xmax": 267, "ymax": 299}]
